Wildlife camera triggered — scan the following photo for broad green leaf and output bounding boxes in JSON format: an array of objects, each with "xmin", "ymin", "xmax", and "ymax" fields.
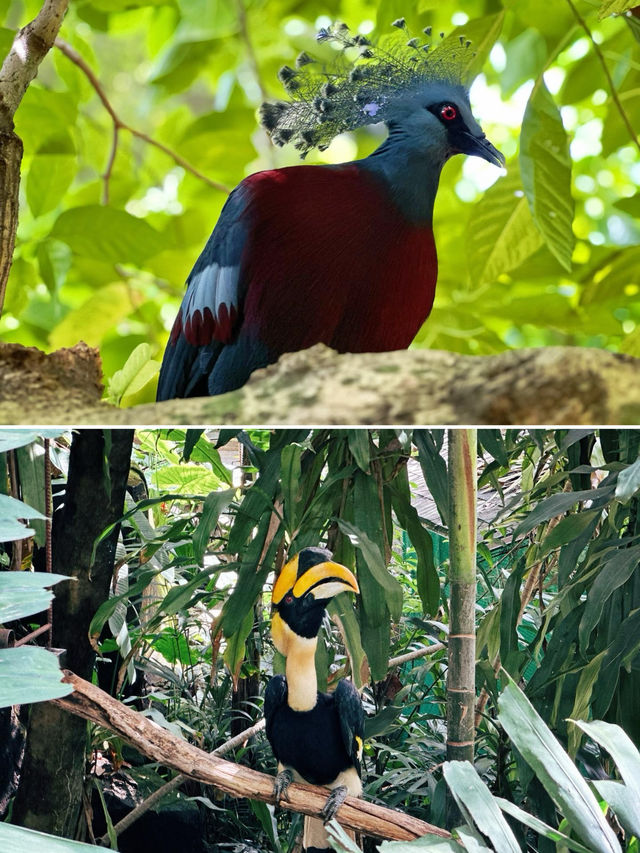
[
  {"xmin": 443, "ymin": 762, "xmax": 520, "ymax": 853},
  {"xmin": 0, "ymin": 492, "xmax": 48, "ymax": 542},
  {"xmin": 107, "ymin": 343, "xmax": 161, "ymax": 408},
  {"xmin": 347, "ymin": 430, "xmax": 371, "ymax": 472},
  {"xmin": 0, "ymin": 646, "xmax": 73, "ymax": 707},
  {"xmin": 336, "ymin": 519, "xmax": 402, "ymax": 621},
  {"xmin": 512, "ymin": 483, "xmax": 615, "ymax": 540},
  {"xmin": 151, "ymin": 463, "xmax": 222, "ymax": 493},
  {"xmin": 391, "ymin": 486, "xmax": 439, "ymax": 614},
  {"xmin": 14, "ymin": 442, "xmax": 47, "ymax": 546},
  {"xmin": 539, "ymin": 508, "xmax": 601, "ymax": 558},
  {"xmin": 192, "ymin": 489, "xmax": 234, "ymax": 564},
  {"xmin": 495, "ymin": 798, "xmax": 594, "ymax": 853},
  {"xmin": 572, "ymin": 720, "xmax": 640, "ymax": 806},
  {"xmin": 326, "ymin": 819, "xmax": 363, "ymax": 853},
  {"xmin": 466, "ymin": 170, "xmax": 544, "ymax": 286},
  {"xmin": 26, "ymin": 154, "xmax": 75, "ymax": 218},
  {"xmin": 379, "ymin": 839, "xmax": 460, "ymax": 853},
  {"xmin": 615, "ymin": 456, "xmax": 640, "ymax": 501},
  {"xmin": 0, "ymin": 572, "xmax": 72, "ymax": 622},
  {"xmin": 414, "ymin": 430, "xmax": 448, "ymax": 526},
  {"xmin": 598, "ymin": 0, "xmax": 637, "ymax": 18},
  {"xmin": 49, "ymin": 283, "xmax": 133, "ymax": 350},
  {"xmin": 431, "ymin": 12, "xmax": 505, "ymax": 85},
  {"xmin": 520, "ymin": 79, "xmax": 574, "ymax": 271},
  {"xmin": 593, "ymin": 781, "xmax": 640, "ymax": 838},
  {"xmin": 578, "ymin": 544, "xmax": 640, "ymax": 652},
  {"xmin": 455, "ymin": 825, "xmax": 492, "ymax": 853},
  {"xmin": 223, "ymin": 607, "xmax": 254, "ymax": 684},
  {"xmin": 567, "ymin": 652, "xmax": 605, "ymax": 757},
  {"xmin": 281, "ymin": 443, "xmax": 303, "ymax": 531},
  {"xmin": 183, "ymin": 429, "xmax": 204, "ymax": 461},
  {"xmin": 51, "ymin": 206, "xmax": 164, "ymax": 265},
  {"xmin": 498, "ymin": 680, "xmax": 621, "ymax": 853},
  {"xmin": 0, "ymin": 821, "xmax": 101, "ymax": 851},
  {"xmin": 0, "ymin": 431, "xmax": 62, "ymax": 453},
  {"xmin": 329, "ymin": 594, "xmax": 368, "ymax": 688}
]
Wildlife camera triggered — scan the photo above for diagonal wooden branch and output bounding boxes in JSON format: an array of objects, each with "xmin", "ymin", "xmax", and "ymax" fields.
[
  {"xmin": 0, "ymin": 0, "xmax": 69, "ymax": 318},
  {"xmin": 51, "ymin": 670, "xmax": 450, "ymax": 843}
]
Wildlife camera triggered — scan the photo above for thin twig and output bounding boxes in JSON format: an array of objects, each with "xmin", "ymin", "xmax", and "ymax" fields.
[
  {"xmin": 98, "ymin": 718, "xmax": 267, "ymax": 845},
  {"xmin": 565, "ymin": 0, "xmax": 640, "ymax": 153},
  {"xmin": 54, "ymin": 38, "xmax": 230, "ymax": 202},
  {"xmin": 387, "ymin": 643, "xmax": 445, "ymax": 669}
]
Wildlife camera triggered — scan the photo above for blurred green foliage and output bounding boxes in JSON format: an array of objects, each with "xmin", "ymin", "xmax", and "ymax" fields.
[{"xmin": 1, "ymin": 0, "xmax": 639, "ymax": 403}]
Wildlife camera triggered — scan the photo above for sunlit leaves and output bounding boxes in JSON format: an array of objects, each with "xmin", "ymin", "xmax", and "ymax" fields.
[
  {"xmin": 520, "ymin": 79, "xmax": 575, "ymax": 271},
  {"xmin": 598, "ymin": 0, "xmax": 638, "ymax": 19},
  {"xmin": 51, "ymin": 206, "xmax": 165, "ymax": 265},
  {"xmin": 467, "ymin": 170, "xmax": 544, "ymax": 286},
  {"xmin": 48, "ymin": 282, "xmax": 132, "ymax": 349}
]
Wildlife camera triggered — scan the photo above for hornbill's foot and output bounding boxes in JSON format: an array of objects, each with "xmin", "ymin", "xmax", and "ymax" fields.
[
  {"xmin": 273, "ymin": 768, "xmax": 294, "ymax": 803},
  {"xmin": 321, "ymin": 785, "xmax": 348, "ymax": 824}
]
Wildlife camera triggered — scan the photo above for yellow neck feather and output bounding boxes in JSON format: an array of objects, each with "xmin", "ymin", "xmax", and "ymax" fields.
[{"xmin": 285, "ymin": 637, "xmax": 318, "ymax": 711}]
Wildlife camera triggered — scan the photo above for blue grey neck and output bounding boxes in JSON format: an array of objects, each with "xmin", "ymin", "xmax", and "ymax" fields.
[{"xmin": 359, "ymin": 129, "xmax": 445, "ymax": 225}]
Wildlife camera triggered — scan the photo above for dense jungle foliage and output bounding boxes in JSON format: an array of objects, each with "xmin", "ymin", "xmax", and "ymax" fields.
[
  {"xmin": 0, "ymin": 0, "xmax": 639, "ymax": 403},
  {"xmin": 2, "ymin": 428, "xmax": 640, "ymax": 850}
]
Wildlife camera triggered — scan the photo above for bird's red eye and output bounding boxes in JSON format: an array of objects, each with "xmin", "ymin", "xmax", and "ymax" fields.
[
  {"xmin": 440, "ymin": 104, "xmax": 457, "ymax": 121},
  {"xmin": 284, "ymin": 594, "xmax": 293, "ymax": 604}
]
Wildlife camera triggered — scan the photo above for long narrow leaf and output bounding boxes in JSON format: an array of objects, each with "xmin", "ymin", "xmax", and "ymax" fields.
[
  {"xmin": 443, "ymin": 762, "xmax": 520, "ymax": 853},
  {"xmin": 494, "ymin": 797, "xmax": 594, "ymax": 853},
  {"xmin": 498, "ymin": 680, "xmax": 621, "ymax": 853}
]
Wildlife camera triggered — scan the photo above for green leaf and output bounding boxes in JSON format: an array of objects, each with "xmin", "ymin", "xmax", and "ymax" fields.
[
  {"xmin": 598, "ymin": 0, "xmax": 637, "ymax": 18},
  {"xmin": 414, "ymin": 430, "xmax": 449, "ymax": 526},
  {"xmin": 467, "ymin": 170, "xmax": 544, "ymax": 286},
  {"xmin": 107, "ymin": 343, "xmax": 161, "ymax": 407},
  {"xmin": 0, "ymin": 572, "xmax": 72, "ymax": 622},
  {"xmin": 593, "ymin": 781, "xmax": 640, "ymax": 839},
  {"xmin": 183, "ymin": 429, "xmax": 204, "ymax": 461},
  {"xmin": 431, "ymin": 12, "xmax": 505, "ymax": 85},
  {"xmin": 347, "ymin": 430, "xmax": 371, "ymax": 472},
  {"xmin": 495, "ymin": 797, "xmax": 594, "ymax": 853},
  {"xmin": 0, "ymin": 820, "xmax": 102, "ymax": 851},
  {"xmin": 51, "ymin": 206, "xmax": 164, "ymax": 265},
  {"xmin": 572, "ymin": 719, "xmax": 640, "ymax": 807},
  {"xmin": 615, "ymin": 456, "xmax": 640, "ymax": 501},
  {"xmin": 512, "ymin": 484, "xmax": 614, "ymax": 540},
  {"xmin": 281, "ymin": 443, "xmax": 303, "ymax": 531},
  {"xmin": 0, "ymin": 646, "xmax": 73, "ymax": 708},
  {"xmin": 336, "ymin": 519, "xmax": 402, "ymax": 621},
  {"xmin": 49, "ymin": 283, "xmax": 133, "ymax": 350},
  {"xmin": 567, "ymin": 652, "xmax": 606, "ymax": 757},
  {"xmin": 391, "ymin": 486, "xmax": 439, "ymax": 614},
  {"xmin": 151, "ymin": 463, "xmax": 222, "ymax": 493},
  {"xmin": 0, "ymin": 493, "xmax": 48, "ymax": 542},
  {"xmin": 443, "ymin": 762, "xmax": 520, "ymax": 853},
  {"xmin": 329, "ymin": 594, "xmax": 368, "ymax": 689},
  {"xmin": 26, "ymin": 154, "xmax": 75, "ymax": 217},
  {"xmin": 539, "ymin": 508, "xmax": 601, "ymax": 558},
  {"xmin": 498, "ymin": 680, "xmax": 621, "ymax": 853},
  {"xmin": 520, "ymin": 79, "xmax": 575, "ymax": 271},
  {"xmin": 192, "ymin": 488, "xmax": 234, "ymax": 564},
  {"xmin": 578, "ymin": 544, "xmax": 640, "ymax": 652}
]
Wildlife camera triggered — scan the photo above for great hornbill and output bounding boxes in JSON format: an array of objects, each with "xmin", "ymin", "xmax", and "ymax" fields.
[{"xmin": 265, "ymin": 547, "xmax": 363, "ymax": 852}]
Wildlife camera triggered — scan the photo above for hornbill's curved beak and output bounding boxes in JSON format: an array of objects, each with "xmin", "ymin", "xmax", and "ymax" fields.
[{"xmin": 273, "ymin": 552, "xmax": 359, "ymax": 606}]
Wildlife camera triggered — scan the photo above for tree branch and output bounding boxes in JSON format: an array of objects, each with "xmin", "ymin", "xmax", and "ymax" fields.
[
  {"xmin": 566, "ymin": 0, "xmax": 640, "ymax": 154},
  {"xmin": 54, "ymin": 38, "xmax": 231, "ymax": 203},
  {"xmin": 52, "ymin": 670, "xmax": 450, "ymax": 843},
  {"xmin": 0, "ymin": 0, "xmax": 69, "ymax": 319},
  {"xmin": 0, "ymin": 0, "xmax": 69, "ymax": 130}
]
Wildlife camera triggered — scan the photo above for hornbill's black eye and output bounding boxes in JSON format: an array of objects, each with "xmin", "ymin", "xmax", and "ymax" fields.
[{"xmin": 440, "ymin": 104, "xmax": 457, "ymax": 121}]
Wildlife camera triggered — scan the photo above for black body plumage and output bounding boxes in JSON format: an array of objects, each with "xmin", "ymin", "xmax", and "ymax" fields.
[{"xmin": 265, "ymin": 675, "xmax": 364, "ymax": 786}]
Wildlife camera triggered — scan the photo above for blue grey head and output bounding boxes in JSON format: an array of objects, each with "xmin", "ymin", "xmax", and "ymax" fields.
[
  {"xmin": 260, "ymin": 20, "xmax": 504, "ymax": 169},
  {"xmin": 379, "ymin": 79, "xmax": 504, "ymax": 168}
]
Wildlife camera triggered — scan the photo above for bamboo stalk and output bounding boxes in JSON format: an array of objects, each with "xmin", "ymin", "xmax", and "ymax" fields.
[{"xmin": 446, "ymin": 430, "xmax": 477, "ymax": 764}]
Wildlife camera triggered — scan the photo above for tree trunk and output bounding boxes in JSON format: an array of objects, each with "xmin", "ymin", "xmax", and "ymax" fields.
[
  {"xmin": 12, "ymin": 429, "xmax": 133, "ymax": 837},
  {"xmin": 446, "ymin": 429, "xmax": 477, "ymax": 763}
]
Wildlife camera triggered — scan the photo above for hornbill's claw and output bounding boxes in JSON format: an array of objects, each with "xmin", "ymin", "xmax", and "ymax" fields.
[
  {"xmin": 321, "ymin": 785, "xmax": 348, "ymax": 824},
  {"xmin": 273, "ymin": 768, "xmax": 294, "ymax": 804}
]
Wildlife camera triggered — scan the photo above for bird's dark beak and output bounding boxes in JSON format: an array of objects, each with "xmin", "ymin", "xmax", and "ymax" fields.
[{"xmin": 460, "ymin": 131, "xmax": 506, "ymax": 168}]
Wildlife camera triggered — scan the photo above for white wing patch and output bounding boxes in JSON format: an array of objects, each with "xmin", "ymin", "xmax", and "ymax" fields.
[{"xmin": 181, "ymin": 263, "xmax": 239, "ymax": 345}]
